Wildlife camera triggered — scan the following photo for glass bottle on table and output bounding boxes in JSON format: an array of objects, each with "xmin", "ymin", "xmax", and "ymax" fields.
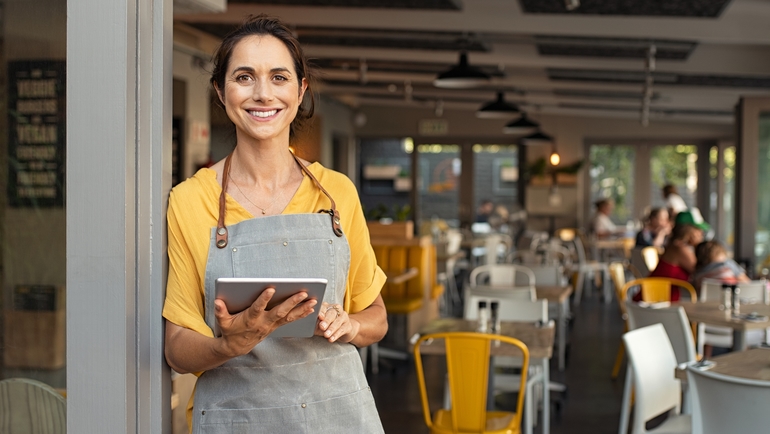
[{"xmin": 476, "ymin": 301, "xmax": 488, "ymax": 333}]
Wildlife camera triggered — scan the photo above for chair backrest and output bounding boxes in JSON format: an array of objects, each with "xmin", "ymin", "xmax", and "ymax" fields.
[
  {"xmin": 699, "ymin": 278, "xmax": 724, "ymax": 302},
  {"xmin": 630, "ymin": 247, "xmax": 651, "ymax": 276},
  {"xmin": 641, "ymin": 246, "xmax": 660, "ymax": 272},
  {"xmin": 737, "ymin": 279, "xmax": 768, "ymax": 305},
  {"xmin": 556, "ymin": 227, "xmax": 588, "ymax": 265},
  {"xmin": 623, "ymin": 277, "xmax": 697, "ymax": 303},
  {"xmin": 625, "ymin": 303, "xmax": 697, "ymax": 364},
  {"xmin": 445, "ymin": 229, "xmax": 463, "ymax": 256},
  {"xmin": 687, "ymin": 365, "xmax": 770, "ymax": 434},
  {"xmin": 463, "ymin": 288, "xmax": 546, "ymax": 322},
  {"xmin": 414, "ymin": 332, "xmax": 530, "ymax": 433},
  {"xmin": 0, "ymin": 378, "xmax": 66, "ymax": 433},
  {"xmin": 622, "ymin": 324, "xmax": 682, "ymax": 434},
  {"xmin": 469, "ymin": 264, "xmax": 535, "ymax": 288},
  {"xmin": 525, "ymin": 264, "xmax": 564, "ymax": 287}
]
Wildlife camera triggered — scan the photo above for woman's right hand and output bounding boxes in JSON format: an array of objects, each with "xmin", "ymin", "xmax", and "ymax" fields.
[{"xmin": 213, "ymin": 288, "xmax": 318, "ymax": 357}]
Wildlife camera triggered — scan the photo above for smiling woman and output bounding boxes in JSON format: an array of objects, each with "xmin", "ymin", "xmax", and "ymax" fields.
[{"xmin": 162, "ymin": 14, "xmax": 388, "ymax": 434}]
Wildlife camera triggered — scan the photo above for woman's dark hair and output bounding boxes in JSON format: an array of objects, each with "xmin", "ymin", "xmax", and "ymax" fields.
[
  {"xmin": 210, "ymin": 14, "xmax": 315, "ymax": 139},
  {"xmin": 668, "ymin": 223, "xmax": 699, "ymax": 245},
  {"xmin": 662, "ymin": 184, "xmax": 677, "ymax": 197}
]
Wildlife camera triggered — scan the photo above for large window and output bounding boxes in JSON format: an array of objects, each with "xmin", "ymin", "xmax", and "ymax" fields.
[
  {"xmin": 418, "ymin": 143, "xmax": 461, "ymax": 226},
  {"xmin": 650, "ymin": 145, "xmax": 698, "ymax": 210},
  {"xmin": 589, "ymin": 145, "xmax": 635, "ymax": 224},
  {"xmin": 1, "ymin": 0, "xmax": 67, "ymax": 391},
  {"xmin": 756, "ymin": 113, "xmax": 770, "ymax": 271}
]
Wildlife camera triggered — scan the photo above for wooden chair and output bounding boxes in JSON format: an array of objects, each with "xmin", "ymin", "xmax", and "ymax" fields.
[
  {"xmin": 414, "ymin": 332, "xmax": 530, "ymax": 434},
  {"xmin": 608, "ymin": 261, "xmax": 638, "ymax": 379},
  {"xmin": 0, "ymin": 378, "xmax": 66, "ymax": 434}
]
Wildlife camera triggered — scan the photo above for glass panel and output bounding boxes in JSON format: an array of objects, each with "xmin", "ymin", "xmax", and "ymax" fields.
[
  {"xmin": 723, "ymin": 146, "xmax": 736, "ymax": 252},
  {"xmin": 418, "ymin": 143, "xmax": 460, "ymax": 227},
  {"xmin": 472, "ymin": 144, "xmax": 518, "ymax": 230},
  {"xmin": 589, "ymin": 145, "xmax": 635, "ymax": 224},
  {"xmin": 1, "ymin": 0, "xmax": 67, "ymax": 392},
  {"xmin": 649, "ymin": 144, "xmax": 698, "ymax": 211},
  {"xmin": 756, "ymin": 112, "xmax": 770, "ymax": 273},
  {"xmin": 358, "ymin": 138, "xmax": 413, "ymax": 222}
]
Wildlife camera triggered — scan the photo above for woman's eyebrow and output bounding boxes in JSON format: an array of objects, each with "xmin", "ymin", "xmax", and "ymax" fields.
[{"xmin": 230, "ymin": 66, "xmax": 292, "ymax": 75}]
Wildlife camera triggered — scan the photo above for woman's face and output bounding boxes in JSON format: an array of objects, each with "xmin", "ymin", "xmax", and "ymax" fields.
[{"xmin": 217, "ymin": 35, "xmax": 307, "ymax": 144}]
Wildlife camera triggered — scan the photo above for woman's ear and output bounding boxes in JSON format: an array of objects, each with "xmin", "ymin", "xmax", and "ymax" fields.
[
  {"xmin": 298, "ymin": 77, "xmax": 308, "ymax": 102},
  {"xmin": 214, "ymin": 82, "xmax": 225, "ymax": 106}
]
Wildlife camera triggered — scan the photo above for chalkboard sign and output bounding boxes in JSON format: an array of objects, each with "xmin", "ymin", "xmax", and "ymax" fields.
[
  {"xmin": 7, "ymin": 60, "xmax": 66, "ymax": 207},
  {"xmin": 13, "ymin": 285, "xmax": 62, "ymax": 311}
]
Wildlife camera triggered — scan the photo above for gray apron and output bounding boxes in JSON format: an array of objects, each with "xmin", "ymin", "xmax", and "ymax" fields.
[{"xmin": 191, "ymin": 154, "xmax": 384, "ymax": 434}]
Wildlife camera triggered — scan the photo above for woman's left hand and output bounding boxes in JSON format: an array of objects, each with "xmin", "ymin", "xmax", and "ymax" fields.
[{"xmin": 316, "ymin": 302, "xmax": 360, "ymax": 343}]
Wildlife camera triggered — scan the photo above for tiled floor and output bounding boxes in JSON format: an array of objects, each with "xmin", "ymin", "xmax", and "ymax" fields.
[{"xmin": 369, "ymin": 289, "xmax": 628, "ymax": 434}]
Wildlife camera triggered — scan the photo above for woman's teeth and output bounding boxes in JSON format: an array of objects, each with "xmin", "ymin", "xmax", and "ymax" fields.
[{"xmin": 250, "ymin": 109, "xmax": 277, "ymax": 118}]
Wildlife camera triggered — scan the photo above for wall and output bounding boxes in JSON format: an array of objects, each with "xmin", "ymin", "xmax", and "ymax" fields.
[
  {"xmin": 172, "ymin": 48, "xmax": 211, "ymax": 179},
  {"xmin": 356, "ymin": 105, "xmax": 733, "ymax": 230}
]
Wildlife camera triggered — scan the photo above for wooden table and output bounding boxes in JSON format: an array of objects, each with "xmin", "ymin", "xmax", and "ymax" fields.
[
  {"xmin": 680, "ymin": 302, "xmax": 770, "ymax": 351},
  {"xmin": 675, "ymin": 348, "xmax": 770, "ymax": 382},
  {"xmin": 473, "ymin": 284, "xmax": 572, "ymax": 371},
  {"xmin": 537, "ymin": 285, "xmax": 573, "ymax": 371},
  {"xmin": 417, "ymin": 318, "xmax": 555, "ymax": 434}
]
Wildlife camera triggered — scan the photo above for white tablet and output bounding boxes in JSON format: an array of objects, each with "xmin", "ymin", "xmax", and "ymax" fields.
[{"xmin": 214, "ymin": 277, "xmax": 328, "ymax": 338}]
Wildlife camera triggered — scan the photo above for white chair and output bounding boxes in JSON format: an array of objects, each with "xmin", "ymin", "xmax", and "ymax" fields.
[
  {"xmin": 464, "ymin": 296, "xmax": 548, "ymax": 434},
  {"xmin": 687, "ymin": 364, "xmax": 770, "ymax": 434},
  {"xmin": 698, "ymin": 279, "xmax": 768, "ymax": 354},
  {"xmin": 621, "ymin": 324, "xmax": 691, "ymax": 434},
  {"xmin": 469, "ymin": 264, "xmax": 536, "ymax": 289},
  {"xmin": 0, "ymin": 378, "xmax": 66, "ymax": 433},
  {"xmin": 525, "ymin": 264, "xmax": 567, "ymax": 287},
  {"xmin": 626, "ymin": 303, "xmax": 697, "ymax": 365},
  {"xmin": 556, "ymin": 228, "xmax": 612, "ymax": 305},
  {"xmin": 625, "ymin": 302, "xmax": 697, "ymax": 423}
]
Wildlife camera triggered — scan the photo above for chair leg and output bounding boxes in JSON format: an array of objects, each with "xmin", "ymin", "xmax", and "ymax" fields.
[
  {"xmin": 611, "ymin": 343, "xmax": 624, "ymax": 379},
  {"xmin": 619, "ymin": 366, "xmax": 633, "ymax": 434}
]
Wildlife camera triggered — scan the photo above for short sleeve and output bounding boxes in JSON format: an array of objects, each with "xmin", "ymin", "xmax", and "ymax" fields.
[{"xmin": 162, "ymin": 188, "xmax": 215, "ymax": 338}]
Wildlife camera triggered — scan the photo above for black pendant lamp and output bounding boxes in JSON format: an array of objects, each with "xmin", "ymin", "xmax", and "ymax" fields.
[
  {"xmin": 520, "ymin": 130, "xmax": 554, "ymax": 146},
  {"xmin": 476, "ymin": 92, "xmax": 520, "ymax": 119},
  {"xmin": 433, "ymin": 52, "xmax": 490, "ymax": 89},
  {"xmin": 502, "ymin": 113, "xmax": 539, "ymax": 135}
]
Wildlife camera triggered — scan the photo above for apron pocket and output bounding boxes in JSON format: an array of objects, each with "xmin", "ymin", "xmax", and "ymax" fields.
[
  {"xmin": 197, "ymin": 407, "xmax": 305, "ymax": 434},
  {"xmin": 303, "ymin": 387, "xmax": 383, "ymax": 434}
]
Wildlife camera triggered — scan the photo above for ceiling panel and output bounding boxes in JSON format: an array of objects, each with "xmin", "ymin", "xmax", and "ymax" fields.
[
  {"xmin": 547, "ymin": 68, "xmax": 770, "ymax": 88},
  {"xmin": 535, "ymin": 36, "xmax": 696, "ymax": 60},
  {"xmin": 229, "ymin": 0, "xmax": 463, "ymax": 9},
  {"xmin": 518, "ymin": 0, "xmax": 731, "ymax": 17}
]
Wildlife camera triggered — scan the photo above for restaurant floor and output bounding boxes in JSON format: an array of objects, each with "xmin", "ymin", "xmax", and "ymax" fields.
[{"xmin": 369, "ymin": 289, "xmax": 628, "ymax": 434}]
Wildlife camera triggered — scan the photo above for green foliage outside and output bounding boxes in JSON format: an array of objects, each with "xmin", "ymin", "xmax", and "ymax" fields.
[{"xmin": 590, "ymin": 145, "xmax": 635, "ymax": 222}]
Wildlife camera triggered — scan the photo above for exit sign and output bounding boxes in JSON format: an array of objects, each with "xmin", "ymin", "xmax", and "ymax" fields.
[{"xmin": 418, "ymin": 119, "xmax": 448, "ymax": 136}]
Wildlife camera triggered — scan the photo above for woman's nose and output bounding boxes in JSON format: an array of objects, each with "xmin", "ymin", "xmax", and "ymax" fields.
[{"xmin": 252, "ymin": 79, "xmax": 273, "ymax": 101}]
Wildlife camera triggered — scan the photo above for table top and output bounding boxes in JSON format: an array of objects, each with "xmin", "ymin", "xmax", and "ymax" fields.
[
  {"xmin": 416, "ymin": 318, "xmax": 555, "ymax": 359},
  {"xmin": 536, "ymin": 285, "xmax": 573, "ymax": 303},
  {"xmin": 676, "ymin": 348, "xmax": 770, "ymax": 382},
  {"xmin": 472, "ymin": 285, "xmax": 573, "ymax": 304},
  {"xmin": 680, "ymin": 302, "xmax": 770, "ymax": 331}
]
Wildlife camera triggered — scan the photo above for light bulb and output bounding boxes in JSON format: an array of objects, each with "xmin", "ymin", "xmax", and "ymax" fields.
[{"xmin": 550, "ymin": 151, "xmax": 561, "ymax": 166}]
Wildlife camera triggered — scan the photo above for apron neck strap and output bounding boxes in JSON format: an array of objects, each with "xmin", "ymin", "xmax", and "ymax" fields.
[
  {"xmin": 291, "ymin": 152, "xmax": 344, "ymax": 238},
  {"xmin": 215, "ymin": 151, "xmax": 344, "ymax": 249}
]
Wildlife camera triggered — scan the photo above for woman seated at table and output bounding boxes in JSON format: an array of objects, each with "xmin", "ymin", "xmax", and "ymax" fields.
[
  {"xmin": 691, "ymin": 240, "xmax": 750, "ymax": 290},
  {"xmin": 635, "ymin": 207, "xmax": 671, "ymax": 248},
  {"xmin": 590, "ymin": 199, "xmax": 626, "ymax": 239},
  {"xmin": 635, "ymin": 223, "xmax": 703, "ymax": 301}
]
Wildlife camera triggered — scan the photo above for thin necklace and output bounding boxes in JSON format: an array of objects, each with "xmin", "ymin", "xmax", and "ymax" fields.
[{"xmin": 228, "ymin": 174, "xmax": 278, "ymax": 215}]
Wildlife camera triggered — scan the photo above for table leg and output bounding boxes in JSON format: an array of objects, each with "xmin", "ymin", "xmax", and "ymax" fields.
[
  {"xmin": 733, "ymin": 329, "xmax": 748, "ymax": 351},
  {"xmin": 542, "ymin": 358, "xmax": 550, "ymax": 434},
  {"xmin": 558, "ymin": 299, "xmax": 567, "ymax": 371}
]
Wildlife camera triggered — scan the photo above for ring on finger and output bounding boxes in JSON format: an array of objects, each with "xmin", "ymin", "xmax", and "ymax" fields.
[{"xmin": 325, "ymin": 304, "xmax": 342, "ymax": 316}]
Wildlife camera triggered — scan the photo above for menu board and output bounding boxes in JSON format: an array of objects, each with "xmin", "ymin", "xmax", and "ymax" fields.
[{"xmin": 7, "ymin": 60, "xmax": 66, "ymax": 207}]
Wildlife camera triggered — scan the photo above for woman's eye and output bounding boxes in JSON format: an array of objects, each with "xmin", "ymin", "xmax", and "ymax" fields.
[
  {"xmin": 273, "ymin": 75, "xmax": 288, "ymax": 81},
  {"xmin": 236, "ymin": 75, "xmax": 253, "ymax": 82}
]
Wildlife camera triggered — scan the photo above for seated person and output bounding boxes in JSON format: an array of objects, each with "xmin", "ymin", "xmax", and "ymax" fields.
[
  {"xmin": 476, "ymin": 199, "xmax": 494, "ymax": 223},
  {"xmin": 635, "ymin": 207, "xmax": 671, "ymax": 248},
  {"xmin": 691, "ymin": 240, "xmax": 750, "ymax": 291},
  {"xmin": 662, "ymin": 184, "xmax": 688, "ymax": 219},
  {"xmin": 590, "ymin": 199, "xmax": 625, "ymax": 239},
  {"xmin": 637, "ymin": 223, "xmax": 703, "ymax": 302}
]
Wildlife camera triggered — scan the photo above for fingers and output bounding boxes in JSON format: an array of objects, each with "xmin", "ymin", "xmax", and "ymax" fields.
[{"xmin": 318, "ymin": 304, "xmax": 347, "ymax": 342}]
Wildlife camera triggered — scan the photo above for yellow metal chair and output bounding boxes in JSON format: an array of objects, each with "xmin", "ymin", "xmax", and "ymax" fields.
[
  {"xmin": 414, "ymin": 332, "xmax": 530, "ymax": 434},
  {"xmin": 608, "ymin": 261, "xmax": 632, "ymax": 379},
  {"xmin": 622, "ymin": 277, "xmax": 697, "ymax": 303}
]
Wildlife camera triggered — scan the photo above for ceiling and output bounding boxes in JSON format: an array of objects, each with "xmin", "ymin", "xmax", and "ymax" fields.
[{"xmin": 174, "ymin": 0, "xmax": 770, "ymax": 125}]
